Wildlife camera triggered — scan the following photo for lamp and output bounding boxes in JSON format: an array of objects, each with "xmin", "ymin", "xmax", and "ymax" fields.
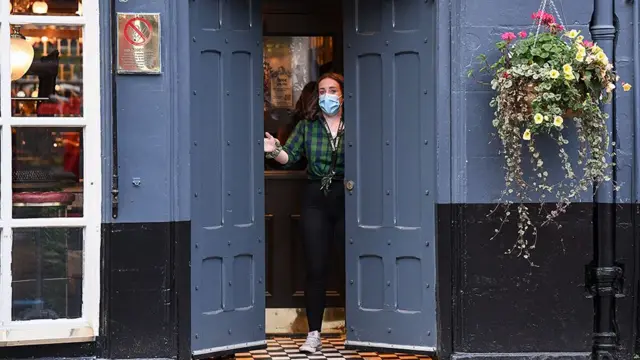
[
  {"xmin": 32, "ymin": 0, "xmax": 47, "ymax": 14},
  {"xmin": 10, "ymin": 26, "xmax": 35, "ymax": 81}
]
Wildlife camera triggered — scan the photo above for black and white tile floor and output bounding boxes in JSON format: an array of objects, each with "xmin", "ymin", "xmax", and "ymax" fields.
[{"xmin": 235, "ymin": 336, "xmax": 432, "ymax": 360}]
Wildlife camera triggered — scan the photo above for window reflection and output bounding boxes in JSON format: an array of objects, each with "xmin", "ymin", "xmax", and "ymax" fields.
[
  {"xmin": 9, "ymin": 0, "xmax": 83, "ymax": 16},
  {"xmin": 263, "ymin": 36, "xmax": 333, "ymax": 171},
  {"xmin": 10, "ymin": 24, "xmax": 83, "ymax": 118},
  {"xmin": 13, "ymin": 127, "xmax": 83, "ymax": 218},
  {"xmin": 11, "ymin": 227, "xmax": 83, "ymax": 320}
]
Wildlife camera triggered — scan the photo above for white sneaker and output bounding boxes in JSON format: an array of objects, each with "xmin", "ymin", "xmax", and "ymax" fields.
[{"xmin": 299, "ymin": 331, "xmax": 322, "ymax": 353}]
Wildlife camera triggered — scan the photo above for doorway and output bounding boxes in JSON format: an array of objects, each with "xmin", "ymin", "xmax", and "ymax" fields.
[
  {"xmin": 262, "ymin": 0, "xmax": 345, "ymax": 336},
  {"xmin": 188, "ymin": 0, "xmax": 437, "ymax": 357}
]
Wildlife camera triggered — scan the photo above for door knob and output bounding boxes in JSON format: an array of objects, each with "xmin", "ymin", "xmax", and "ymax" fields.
[{"xmin": 345, "ymin": 180, "xmax": 355, "ymax": 191}]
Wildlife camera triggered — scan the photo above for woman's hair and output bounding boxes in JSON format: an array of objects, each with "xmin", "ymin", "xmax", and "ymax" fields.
[
  {"xmin": 317, "ymin": 72, "xmax": 344, "ymax": 94},
  {"xmin": 313, "ymin": 72, "xmax": 344, "ymax": 119},
  {"xmin": 293, "ymin": 81, "xmax": 318, "ymax": 123},
  {"xmin": 276, "ymin": 81, "xmax": 318, "ymax": 143}
]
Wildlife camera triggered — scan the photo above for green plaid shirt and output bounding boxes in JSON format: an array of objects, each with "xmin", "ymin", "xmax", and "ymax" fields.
[{"xmin": 283, "ymin": 117, "xmax": 345, "ymax": 179}]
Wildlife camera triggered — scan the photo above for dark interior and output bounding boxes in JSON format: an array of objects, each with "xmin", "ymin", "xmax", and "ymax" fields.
[{"xmin": 262, "ymin": 0, "xmax": 346, "ymax": 310}]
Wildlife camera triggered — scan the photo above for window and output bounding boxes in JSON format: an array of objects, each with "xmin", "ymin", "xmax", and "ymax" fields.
[{"xmin": 0, "ymin": 0, "xmax": 101, "ymax": 345}]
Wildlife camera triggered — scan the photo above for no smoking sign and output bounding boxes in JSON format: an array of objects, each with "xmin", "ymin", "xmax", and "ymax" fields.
[
  {"xmin": 117, "ymin": 13, "xmax": 161, "ymax": 74},
  {"xmin": 123, "ymin": 17, "xmax": 153, "ymax": 46}
]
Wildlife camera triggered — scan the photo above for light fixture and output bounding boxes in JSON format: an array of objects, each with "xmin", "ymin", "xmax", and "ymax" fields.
[
  {"xmin": 10, "ymin": 26, "xmax": 35, "ymax": 81},
  {"xmin": 32, "ymin": 0, "xmax": 47, "ymax": 14}
]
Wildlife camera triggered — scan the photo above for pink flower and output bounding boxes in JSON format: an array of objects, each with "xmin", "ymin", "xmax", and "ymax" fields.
[
  {"xmin": 503, "ymin": 72, "xmax": 510, "ymax": 79},
  {"xmin": 501, "ymin": 32, "xmax": 517, "ymax": 42},
  {"xmin": 532, "ymin": 11, "xmax": 556, "ymax": 26},
  {"xmin": 583, "ymin": 40, "xmax": 594, "ymax": 47},
  {"xmin": 518, "ymin": 31, "xmax": 528, "ymax": 38}
]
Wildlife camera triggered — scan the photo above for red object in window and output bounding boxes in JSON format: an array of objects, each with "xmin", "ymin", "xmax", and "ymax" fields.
[
  {"xmin": 36, "ymin": 96, "xmax": 82, "ymax": 116},
  {"xmin": 63, "ymin": 132, "xmax": 81, "ymax": 181},
  {"xmin": 13, "ymin": 192, "xmax": 75, "ymax": 205}
]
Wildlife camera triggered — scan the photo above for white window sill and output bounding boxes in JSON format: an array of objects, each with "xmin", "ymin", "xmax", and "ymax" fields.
[{"xmin": 0, "ymin": 322, "xmax": 95, "ymax": 347}]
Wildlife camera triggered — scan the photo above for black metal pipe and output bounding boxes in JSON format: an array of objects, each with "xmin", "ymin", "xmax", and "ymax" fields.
[
  {"xmin": 589, "ymin": 1, "xmax": 621, "ymax": 359},
  {"xmin": 110, "ymin": 0, "xmax": 119, "ymax": 219}
]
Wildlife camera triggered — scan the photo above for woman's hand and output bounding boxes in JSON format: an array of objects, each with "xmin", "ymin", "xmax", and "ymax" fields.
[{"xmin": 264, "ymin": 132, "xmax": 277, "ymax": 153}]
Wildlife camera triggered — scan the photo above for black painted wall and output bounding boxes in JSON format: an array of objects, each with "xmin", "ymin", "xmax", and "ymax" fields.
[{"xmin": 437, "ymin": 203, "xmax": 638, "ymax": 359}]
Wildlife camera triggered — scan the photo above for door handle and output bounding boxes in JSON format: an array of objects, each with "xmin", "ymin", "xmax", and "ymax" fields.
[{"xmin": 345, "ymin": 180, "xmax": 355, "ymax": 191}]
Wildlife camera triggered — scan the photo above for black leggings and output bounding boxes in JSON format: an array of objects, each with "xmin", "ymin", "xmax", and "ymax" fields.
[{"xmin": 301, "ymin": 180, "xmax": 345, "ymax": 332}]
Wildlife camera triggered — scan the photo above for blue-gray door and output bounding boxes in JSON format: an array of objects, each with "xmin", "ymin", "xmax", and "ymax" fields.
[
  {"xmin": 343, "ymin": 0, "xmax": 437, "ymax": 353},
  {"xmin": 189, "ymin": 0, "xmax": 265, "ymax": 357}
]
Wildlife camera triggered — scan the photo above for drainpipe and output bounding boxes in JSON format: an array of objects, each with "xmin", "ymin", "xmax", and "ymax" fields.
[{"xmin": 589, "ymin": 0, "xmax": 622, "ymax": 359}]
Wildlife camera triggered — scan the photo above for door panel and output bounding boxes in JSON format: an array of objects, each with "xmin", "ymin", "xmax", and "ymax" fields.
[
  {"xmin": 189, "ymin": 0, "xmax": 265, "ymax": 356},
  {"xmin": 343, "ymin": 0, "xmax": 437, "ymax": 353}
]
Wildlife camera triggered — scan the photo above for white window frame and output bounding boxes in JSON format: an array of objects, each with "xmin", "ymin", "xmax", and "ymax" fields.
[{"xmin": 0, "ymin": 0, "xmax": 101, "ymax": 346}]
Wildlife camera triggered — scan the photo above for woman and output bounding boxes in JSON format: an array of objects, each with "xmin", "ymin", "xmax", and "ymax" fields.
[{"xmin": 264, "ymin": 72, "xmax": 345, "ymax": 353}]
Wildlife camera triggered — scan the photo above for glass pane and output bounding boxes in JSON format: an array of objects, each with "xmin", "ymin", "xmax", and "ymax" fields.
[
  {"xmin": 263, "ymin": 36, "xmax": 333, "ymax": 171},
  {"xmin": 10, "ymin": 24, "xmax": 83, "ymax": 117},
  {"xmin": 13, "ymin": 127, "xmax": 83, "ymax": 218},
  {"xmin": 11, "ymin": 227, "xmax": 83, "ymax": 321},
  {"xmin": 9, "ymin": 0, "xmax": 82, "ymax": 16}
]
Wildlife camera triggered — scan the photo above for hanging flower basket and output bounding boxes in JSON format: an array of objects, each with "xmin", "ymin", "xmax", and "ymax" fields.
[
  {"xmin": 468, "ymin": 10, "xmax": 632, "ymax": 261},
  {"xmin": 522, "ymin": 82, "xmax": 582, "ymax": 119}
]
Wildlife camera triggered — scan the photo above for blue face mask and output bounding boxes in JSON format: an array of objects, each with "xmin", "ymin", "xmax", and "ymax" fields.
[{"xmin": 319, "ymin": 94, "xmax": 342, "ymax": 116}]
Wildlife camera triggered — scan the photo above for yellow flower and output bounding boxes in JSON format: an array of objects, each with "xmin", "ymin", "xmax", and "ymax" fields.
[
  {"xmin": 562, "ymin": 64, "xmax": 573, "ymax": 74},
  {"xmin": 623, "ymin": 82, "xmax": 632, "ymax": 91},
  {"xmin": 564, "ymin": 72, "xmax": 575, "ymax": 81},
  {"xmin": 553, "ymin": 116, "xmax": 563, "ymax": 127},
  {"xmin": 576, "ymin": 35, "xmax": 584, "ymax": 43},
  {"xmin": 592, "ymin": 44, "xmax": 602, "ymax": 53},
  {"xmin": 534, "ymin": 113, "xmax": 544, "ymax": 124},
  {"xmin": 596, "ymin": 51, "xmax": 608, "ymax": 64},
  {"xmin": 522, "ymin": 129, "xmax": 532, "ymax": 141},
  {"xmin": 566, "ymin": 29, "xmax": 579, "ymax": 39},
  {"xmin": 549, "ymin": 69, "xmax": 560, "ymax": 79},
  {"xmin": 606, "ymin": 83, "xmax": 616, "ymax": 93},
  {"xmin": 575, "ymin": 53, "xmax": 584, "ymax": 62}
]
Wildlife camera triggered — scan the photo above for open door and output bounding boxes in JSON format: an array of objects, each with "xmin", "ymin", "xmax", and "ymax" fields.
[
  {"xmin": 343, "ymin": 0, "xmax": 437, "ymax": 354},
  {"xmin": 189, "ymin": 0, "xmax": 265, "ymax": 357}
]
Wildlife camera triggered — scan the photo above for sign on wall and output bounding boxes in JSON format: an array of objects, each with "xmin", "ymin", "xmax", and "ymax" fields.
[{"xmin": 116, "ymin": 13, "xmax": 161, "ymax": 74}]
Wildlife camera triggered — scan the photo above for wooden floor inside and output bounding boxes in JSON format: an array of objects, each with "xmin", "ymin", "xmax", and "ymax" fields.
[{"xmin": 235, "ymin": 336, "xmax": 432, "ymax": 360}]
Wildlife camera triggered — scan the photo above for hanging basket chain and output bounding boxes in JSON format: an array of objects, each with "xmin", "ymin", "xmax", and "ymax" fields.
[{"xmin": 532, "ymin": 0, "xmax": 567, "ymax": 49}]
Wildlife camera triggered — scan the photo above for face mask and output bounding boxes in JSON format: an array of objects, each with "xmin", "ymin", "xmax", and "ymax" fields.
[{"xmin": 319, "ymin": 94, "xmax": 341, "ymax": 116}]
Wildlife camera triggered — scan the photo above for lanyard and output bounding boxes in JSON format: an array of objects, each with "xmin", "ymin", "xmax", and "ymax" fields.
[{"xmin": 320, "ymin": 118, "xmax": 344, "ymax": 196}]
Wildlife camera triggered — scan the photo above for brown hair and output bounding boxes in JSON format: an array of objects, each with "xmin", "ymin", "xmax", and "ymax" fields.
[
  {"xmin": 276, "ymin": 81, "xmax": 318, "ymax": 143},
  {"xmin": 317, "ymin": 72, "xmax": 344, "ymax": 94},
  {"xmin": 314, "ymin": 72, "xmax": 344, "ymax": 119},
  {"xmin": 293, "ymin": 81, "xmax": 318, "ymax": 122}
]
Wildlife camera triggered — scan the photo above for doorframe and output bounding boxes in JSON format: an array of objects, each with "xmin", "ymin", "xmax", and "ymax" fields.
[{"xmin": 434, "ymin": 0, "xmax": 457, "ymax": 357}]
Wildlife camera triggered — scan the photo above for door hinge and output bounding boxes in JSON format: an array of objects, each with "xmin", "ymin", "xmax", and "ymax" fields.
[{"xmin": 111, "ymin": 174, "xmax": 119, "ymax": 219}]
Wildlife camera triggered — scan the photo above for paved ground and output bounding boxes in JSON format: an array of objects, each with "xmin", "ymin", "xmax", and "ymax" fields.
[{"xmin": 236, "ymin": 336, "xmax": 432, "ymax": 360}]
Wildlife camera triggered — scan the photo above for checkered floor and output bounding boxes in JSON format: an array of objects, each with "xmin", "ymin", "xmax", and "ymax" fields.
[{"xmin": 235, "ymin": 336, "xmax": 432, "ymax": 360}]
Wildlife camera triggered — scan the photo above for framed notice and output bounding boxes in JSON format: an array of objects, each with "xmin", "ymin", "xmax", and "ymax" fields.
[{"xmin": 116, "ymin": 13, "xmax": 162, "ymax": 74}]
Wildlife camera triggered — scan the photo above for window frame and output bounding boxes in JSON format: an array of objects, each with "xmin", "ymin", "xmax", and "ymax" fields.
[{"xmin": 0, "ymin": 0, "xmax": 102, "ymax": 345}]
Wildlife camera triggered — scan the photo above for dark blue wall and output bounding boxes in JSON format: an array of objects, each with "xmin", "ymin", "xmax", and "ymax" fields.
[
  {"xmin": 103, "ymin": 0, "xmax": 191, "ymax": 224},
  {"xmin": 103, "ymin": 0, "xmax": 639, "ymax": 212},
  {"xmin": 444, "ymin": 0, "xmax": 636, "ymax": 205}
]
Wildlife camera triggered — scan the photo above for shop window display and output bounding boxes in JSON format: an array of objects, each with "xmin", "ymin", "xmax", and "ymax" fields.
[{"xmin": 0, "ymin": 0, "xmax": 100, "ymax": 345}]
